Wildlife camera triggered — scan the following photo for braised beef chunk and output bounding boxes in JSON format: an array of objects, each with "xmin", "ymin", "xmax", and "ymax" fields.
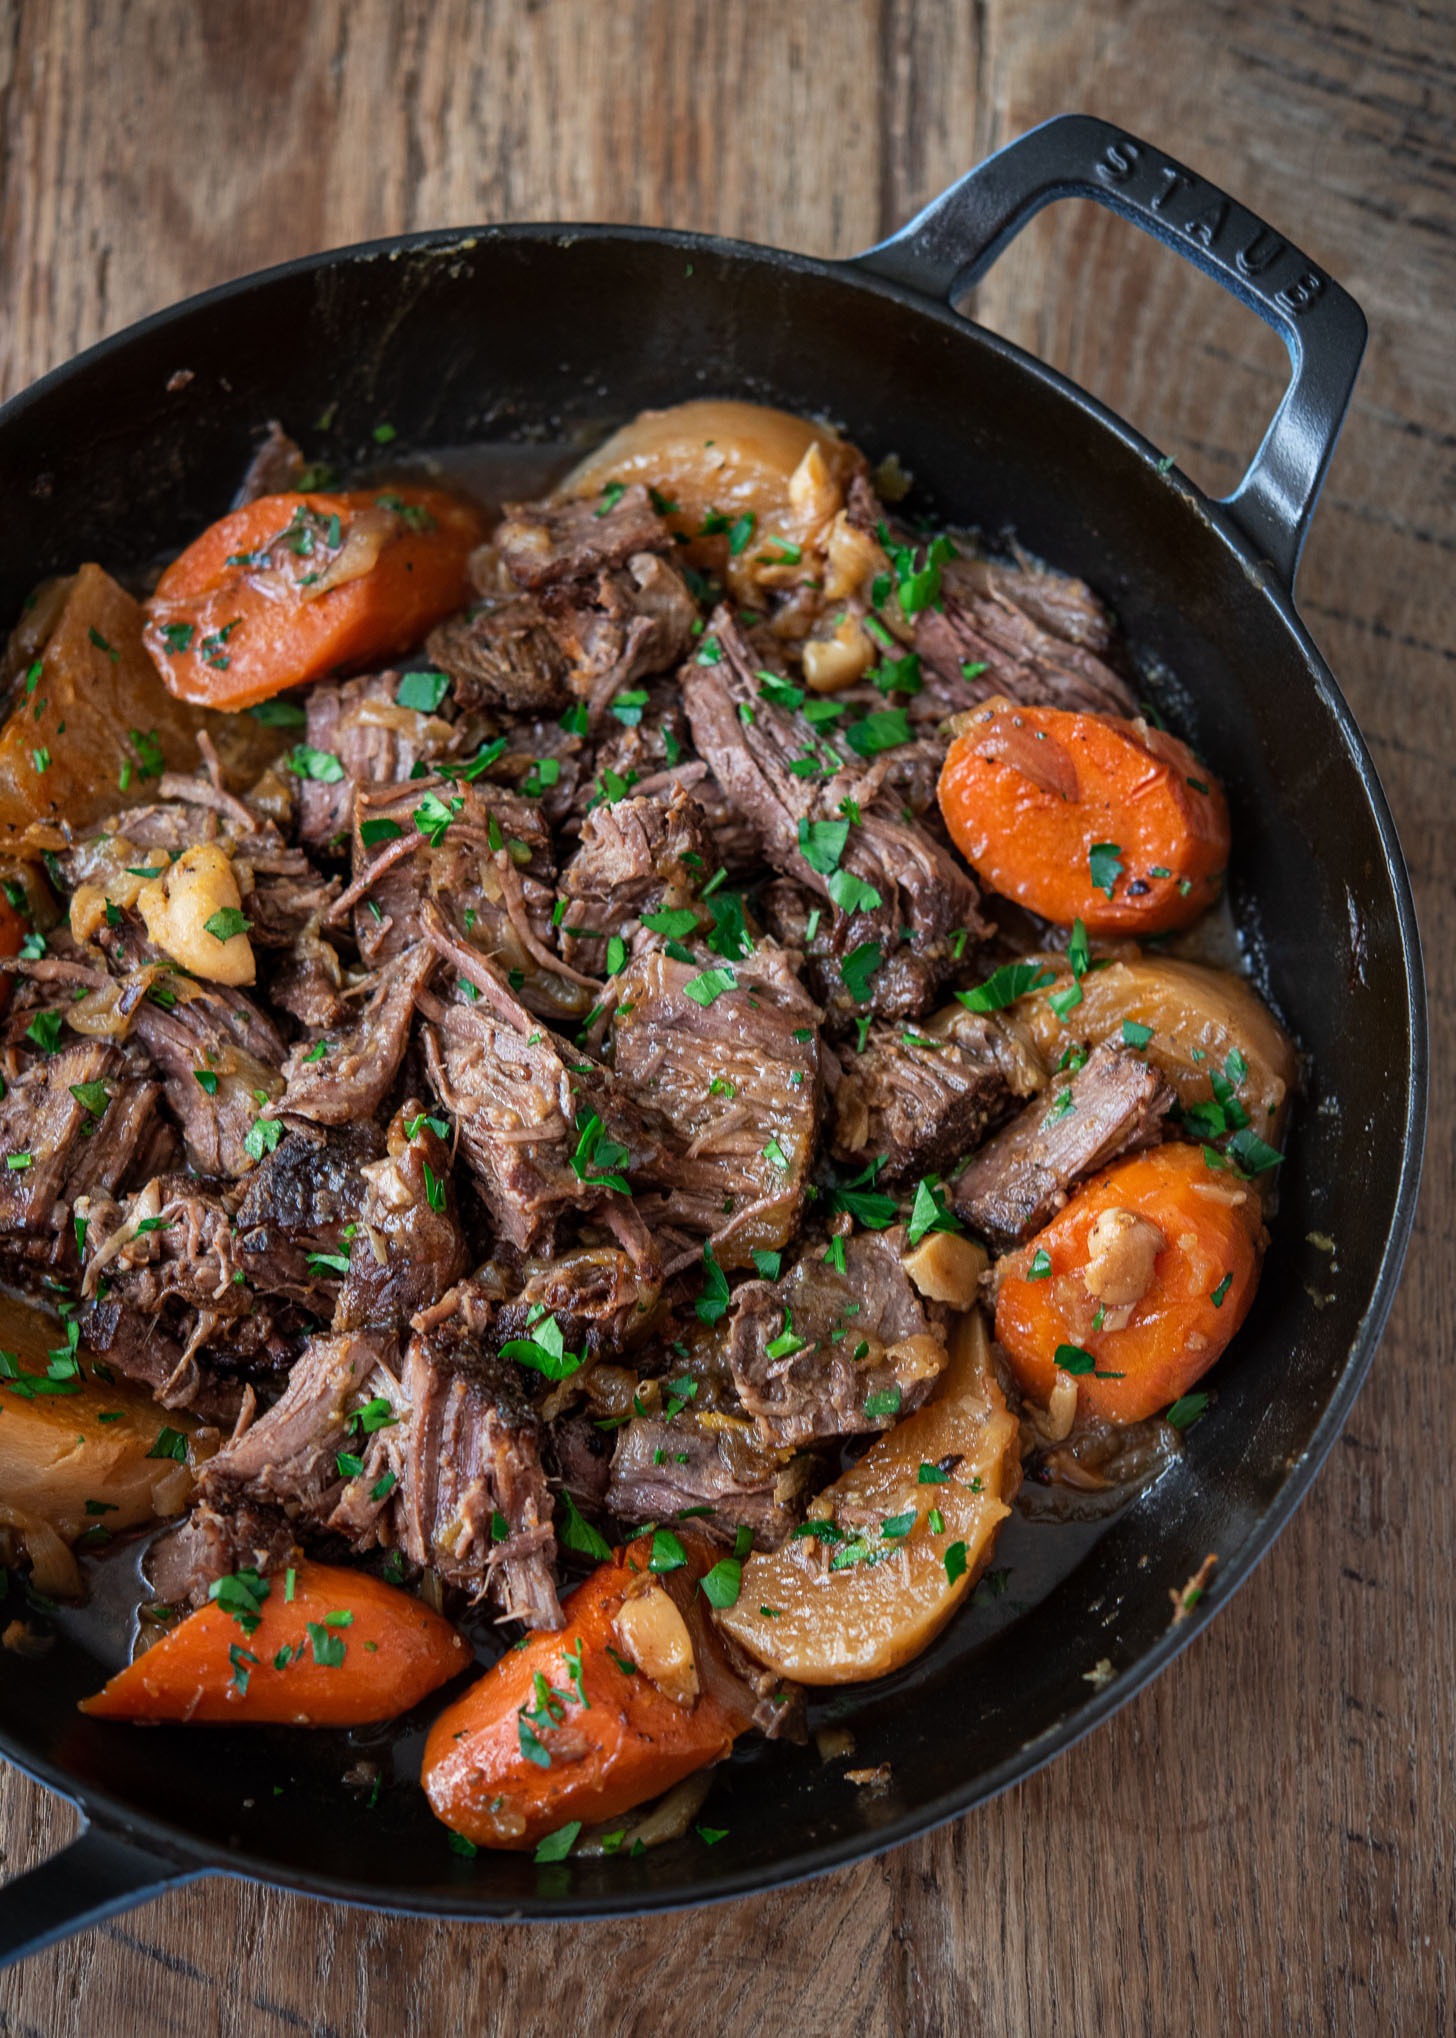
[
  {"xmin": 426, "ymin": 594, "xmax": 571, "ymax": 716},
  {"xmin": 199, "ymin": 1328, "xmax": 401, "ymax": 1523},
  {"xmin": 334, "ymin": 1102, "xmax": 469, "ymax": 1331},
  {"xmin": 274, "ymin": 942, "xmax": 434, "ymax": 1126},
  {"xmin": 495, "ymin": 483, "xmax": 670, "ymax": 589},
  {"xmin": 129, "ymin": 985, "xmax": 285, "ymax": 1179},
  {"xmin": 0, "ymin": 1040, "xmax": 160, "ymax": 1248},
  {"xmin": 296, "ymin": 670, "xmax": 461, "ymax": 848},
  {"xmin": 683, "ymin": 609, "xmax": 986, "ymax": 1021},
  {"xmin": 81, "ymin": 1172, "xmax": 331, "ymax": 1321},
  {"xmin": 725, "ymin": 1229, "xmax": 949, "ymax": 1448},
  {"xmin": 953, "ymin": 1042, "xmax": 1175, "ymax": 1243},
  {"xmin": 234, "ymin": 1120, "xmax": 380, "ymax": 1299},
  {"xmin": 831, "ymin": 1005, "xmax": 1045, "ymax": 1180},
  {"xmin": 912, "ymin": 550, "xmax": 1137, "ymax": 722},
  {"xmin": 607, "ymin": 1415, "xmax": 807, "ymax": 1550},
  {"xmin": 418, "ymin": 912, "xmax": 648, "ymax": 1251},
  {"xmin": 611, "ymin": 946, "xmax": 822, "ymax": 1268},
  {"xmin": 558, "ymin": 788, "xmax": 713, "ymax": 971},
  {"xmin": 346, "ymin": 782, "xmax": 581, "ymax": 1026},
  {"xmin": 399, "ymin": 1292, "xmax": 561, "ymax": 1626},
  {"xmin": 455, "ymin": 1243, "xmax": 664, "ymax": 1368},
  {"xmin": 543, "ymin": 551, "xmax": 698, "ymax": 723},
  {"xmin": 148, "ymin": 1498, "xmax": 298, "ymax": 1610}
]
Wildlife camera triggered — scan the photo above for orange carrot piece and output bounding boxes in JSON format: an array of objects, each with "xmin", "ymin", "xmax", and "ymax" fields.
[
  {"xmin": 994, "ymin": 1142, "xmax": 1265, "ymax": 1424},
  {"xmin": 421, "ymin": 1533, "xmax": 754, "ymax": 1850},
  {"xmin": 79, "ymin": 1559, "xmax": 468, "ymax": 1725},
  {"xmin": 938, "ymin": 696, "xmax": 1230, "ymax": 934},
  {"xmin": 142, "ymin": 486, "xmax": 486, "ymax": 710}
]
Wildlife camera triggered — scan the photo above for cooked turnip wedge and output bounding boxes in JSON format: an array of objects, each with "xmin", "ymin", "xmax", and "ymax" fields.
[{"xmin": 718, "ymin": 1309, "xmax": 1020, "ymax": 1684}]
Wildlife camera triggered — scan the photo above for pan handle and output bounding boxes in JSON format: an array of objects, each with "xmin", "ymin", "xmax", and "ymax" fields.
[
  {"xmin": 849, "ymin": 112, "xmax": 1366, "ymax": 589},
  {"xmin": 0, "ymin": 1817, "xmax": 202, "ymax": 1969}
]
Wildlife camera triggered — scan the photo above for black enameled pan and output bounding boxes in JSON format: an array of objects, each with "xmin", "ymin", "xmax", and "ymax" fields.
[{"xmin": 0, "ymin": 114, "xmax": 1426, "ymax": 1962}]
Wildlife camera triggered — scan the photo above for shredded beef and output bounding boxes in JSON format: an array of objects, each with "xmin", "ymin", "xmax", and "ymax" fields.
[
  {"xmin": 296, "ymin": 670, "xmax": 461, "ymax": 849},
  {"xmin": 148, "ymin": 1497, "xmax": 298, "ymax": 1609},
  {"xmin": 273, "ymin": 942, "xmax": 434, "ymax": 1126},
  {"xmin": 542, "ymin": 551, "xmax": 698, "ymax": 724},
  {"xmin": 417, "ymin": 910, "xmax": 649, "ymax": 1251},
  {"xmin": 607, "ymin": 1414, "xmax": 808, "ymax": 1549},
  {"xmin": 0, "ymin": 1040, "xmax": 160, "ymax": 1254},
  {"xmin": 913, "ymin": 551, "xmax": 1137, "ymax": 722},
  {"xmin": 495, "ymin": 484, "xmax": 670, "ymax": 589},
  {"xmin": 952, "ymin": 1041, "xmax": 1175, "ymax": 1243},
  {"xmin": 683, "ymin": 610, "xmax": 986, "ymax": 1021},
  {"xmin": 334, "ymin": 1102, "xmax": 469, "ymax": 1330},
  {"xmin": 558, "ymin": 788, "xmax": 713, "ymax": 972},
  {"xmin": 426, "ymin": 594, "xmax": 571, "ymax": 716},
  {"xmin": 725, "ymin": 1229, "xmax": 949, "ymax": 1448},
  {"xmin": 611, "ymin": 945, "xmax": 822, "ymax": 1268},
  {"xmin": 831, "ymin": 1004, "xmax": 1045, "ymax": 1180}
]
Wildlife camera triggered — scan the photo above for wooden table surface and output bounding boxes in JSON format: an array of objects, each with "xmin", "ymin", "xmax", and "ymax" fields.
[{"xmin": 1, "ymin": 3, "xmax": 1451, "ymax": 2031}]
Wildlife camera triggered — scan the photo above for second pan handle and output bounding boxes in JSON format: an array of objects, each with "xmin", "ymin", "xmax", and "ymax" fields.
[{"xmin": 849, "ymin": 113, "xmax": 1367, "ymax": 589}]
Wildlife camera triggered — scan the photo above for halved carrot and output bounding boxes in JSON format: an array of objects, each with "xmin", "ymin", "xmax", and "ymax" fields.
[
  {"xmin": 421, "ymin": 1532, "xmax": 756, "ymax": 1850},
  {"xmin": 994, "ymin": 1142, "xmax": 1266, "ymax": 1424},
  {"xmin": 79, "ymin": 1559, "xmax": 468, "ymax": 1725},
  {"xmin": 938, "ymin": 696, "xmax": 1230, "ymax": 933},
  {"xmin": 142, "ymin": 486, "xmax": 486, "ymax": 710}
]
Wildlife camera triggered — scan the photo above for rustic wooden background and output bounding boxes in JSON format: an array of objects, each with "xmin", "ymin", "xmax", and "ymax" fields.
[{"xmin": 1, "ymin": 1, "xmax": 1451, "ymax": 2031}]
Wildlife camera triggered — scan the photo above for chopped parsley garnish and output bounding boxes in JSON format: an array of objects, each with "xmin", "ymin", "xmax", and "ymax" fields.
[
  {"xmin": 1166, "ymin": 1391, "xmax": 1210, "ymax": 1430},
  {"xmin": 1088, "ymin": 841, "xmax": 1124, "ymax": 901},
  {"xmin": 306, "ymin": 1621, "xmax": 346, "ymax": 1667},
  {"xmin": 571, "ymin": 1108, "xmax": 632, "ymax": 1193},
  {"xmin": 864, "ymin": 1386, "xmax": 902, "ymax": 1419},
  {"xmin": 762, "ymin": 1134, "xmax": 790, "ymax": 1172},
  {"xmin": 648, "ymin": 1529, "xmax": 687, "ymax": 1574},
  {"xmin": 414, "ymin": 790, "xmax": 463, "ymax": 845},
  {"xmin": 797, "ymin": 816, "xmax": 849, "ymax": 875},
  {"xmin": 944, "ymin": 1541, "xmax": 968, "ymax": 1584},
  {"xmin": 906, "ymin": 1176, "xmax": 961, "ymax": 1248},
  {"xmin": 957, "ymin": 961, "xmax": 1055, "ymax": 1013},
  {"xmin": 405, "ymin": 1111, "xmax": 450, "ymax": 1141},
  {"xmin": 69, "ymin": 1081, "xmax": 110, "ymax": 1117},
  {"xmin": 203, "ymin": 907, "xmax": 251, "ymax": 943},
  {"xmin": 642, "ymin": 905, "xmax": 699, "ymax": 939},
  {"xmin": 534, "ymin": 1821, "xmax": 582, "ymax": 1864},
  {"xmin": 727, "ymin": 511, "xmax": 756, "ymax": 556},
  {"xmin": 160, "ymin": 621, "xmax": 195, "ymax": 654},
  {"xmin": 422, "ymin": 1162, "xmax": 447, "ymax": 1212},
  {"xmin": 285, "ymin": 745, "xmax": 345, "ymax": 784},
  {"xmin": 918, "ymin": 1462, "xmax": 951, "ymax": 1485},
  {"xmin": 843, "ymin": 707, "xmax": 912, "ymax": 758},
  {"xmin": 595, "ymin": 480, "xmax": 626, "ymax": 517},
  {"xmin": 751, "ymin": 1248, "xmax": 781, "ymax": 1280},
  {"xmin": 839, "ymin": 941, "xmax": 883, "ymax": 1004},
  {"xmin": 1227, "ymin": 1128, "xmax": 1283, "ymax": 1173},
  {"xmin": 558, "ymin": 1490, "xmax": 613, "ymax": 1562},
  {"xmin": 500, "ymin": 1312, "xmax": 584, "ymax": 1381},
  {"xmin": 878, "ymin": 524, "xmax": 956, "ymax": 614},
  {"xmin": 360, "ymin": 817, "xmax": 404, "ymax": 847},
  {"xmin": 683, "ymin": 965, "xmax": 737, "ymax": 1007},
  {"xmin": 1210, "ymin": 1273, "xmax": 1234, "ymax": 1307},
  {"xmin": 147, "ymin": 1426, "xmax": 189, "ymax": 1462},
  {"xmin": 695, "ymin": 1239, "xmax": 731, "ymax": 1325},
  {"xmin": 243, "ymin": 1112, "xmax": 282, "ymax": 1161},
  {"xmin": 827, "ymin": 868, "xmax": 882, "ymax": 916},
  {"xmin": 698, "ymin": 1557, "xmax": 743, "ymax": 1608},
  {"xmin": 1122, "ymin": 1019, "xmax": 1154, "ymax": 1049},
  {"xmin": 1027, "ymin": 1247, "xmax": 1053, "ymax": 1279},
  {"xmin": 25, "ymin": 1009, "xmax": 64, "ymax": 1055},
  {"xmin": 208, "ymin": 1568, "xmax": 270, "ymax": 1634},
  {"xmin": 396, "ymin": 669, "xmax": 450, "ymax": 713}
]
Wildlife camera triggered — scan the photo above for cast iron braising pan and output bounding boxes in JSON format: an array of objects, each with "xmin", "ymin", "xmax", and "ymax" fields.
[{"xmin": 0, "ymin": 114, "xmax": 1426, "ymax": 1960}]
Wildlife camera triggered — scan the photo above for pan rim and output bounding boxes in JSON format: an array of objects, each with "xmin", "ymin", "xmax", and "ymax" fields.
[{"xmin": 0, "ymin": 218, "xmax": 1429, "ymax": 1920}]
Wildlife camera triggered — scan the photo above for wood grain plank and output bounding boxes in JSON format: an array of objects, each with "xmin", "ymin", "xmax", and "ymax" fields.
[{"xmin": 2, "ymin": 1, "xmax": 1453, "ymax": 2033}]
